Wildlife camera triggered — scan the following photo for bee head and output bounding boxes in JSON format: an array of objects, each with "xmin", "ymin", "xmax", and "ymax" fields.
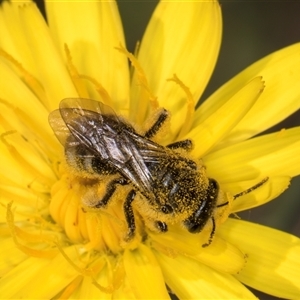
[{"xmin": 183, "ymin": 179, "xmax": 219, "ymax": 233}]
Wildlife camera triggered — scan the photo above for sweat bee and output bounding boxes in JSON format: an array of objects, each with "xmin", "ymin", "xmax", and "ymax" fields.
[{"xmin": 49, "ymin": 98, "xmax": 267, "ymax": 246}]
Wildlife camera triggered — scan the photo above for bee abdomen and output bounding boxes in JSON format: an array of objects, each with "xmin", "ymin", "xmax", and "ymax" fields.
[{"xmin": 66, "ymin": 143, "xmax": 117, "ymax": 176}]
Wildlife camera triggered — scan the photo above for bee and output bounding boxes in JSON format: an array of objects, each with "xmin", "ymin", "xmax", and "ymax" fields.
[{"xmin": 49, "ymin": 98, "xmax": 267, "ymax": 246}]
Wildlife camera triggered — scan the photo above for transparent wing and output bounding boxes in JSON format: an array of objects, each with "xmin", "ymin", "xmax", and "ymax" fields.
[
  {"xmin": 59, "ymin": 98, "xmax": 116, "ymax": 116},
  {"xmin": 48, "ymin": 109, "xmax": 70, "ymax": 146},
  {"xmin": 48, "ymin": 98, "xmax": 167, "ymax": 198},
  {"xmin": 48, "ymin": 98, "xmax": 115, "ymax": 146}
]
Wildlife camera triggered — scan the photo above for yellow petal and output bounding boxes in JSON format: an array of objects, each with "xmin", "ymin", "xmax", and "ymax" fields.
[
  {"xmin": 11, "ymin": 246, "xmax": 80, "ymax": 299},
  {"xmin": 46, "ymin": 0, "xmax": 129, "ymax": 110},
  {"xmin": 0, "ymin": 256, "xmax": 49, "ymax": 299},
  {"xmin": 0, "ymin": 2, "xmax": 16, "ymax": 52},
  {"xmin": 187, "ymin": 77, "xmax": 264, "ymax": 157},
  {"xmin": 131, "ymin": 0, "xmax": 221, "ymax": 133},
  {"xmin": 56, "ymin": 276, "xmax": 83, "ymax": 299},
  {"xmin": 0, "ymin": 238, "xmax": 27, "ymax": 277},
  {"xmin": 0, "ymin": 142, "xmax": 46, "ymax": 192},
  {"xmin": 74, "ymin": 256, "xmax": 114, "ymax": 300},
  {"xmin": 0, "ymin": 1, "xmax": 41, "ymax": 79},
  {"xmin": 1, "ymin": 131, "xmax": 56, "ymax": 184},
  {"xmin": 194, "ymin": 236, "xmax": 246, "ymax": 274},
  {"xmin": 219, "ymin": 219, "xmax": 300, "ymax": 299},
  {"xmin": 194, "ymin": 43, "xmax": 300, "ymax": 144},
  {"xmin": 154, "ymin": 250, "xmax": 256, "ymax": 299},
  {"xmin": 76, "ymin": 276, "xmax": 110, "ymax": 299},
  {"xmin": 0, "ymin": 187, "xmax": 45, "ymax": 222},
  {"xmin": 204, "ymin": 127, "xmax": 300, "ymax": 182},
  {"xmin": 112, "ymin": 275, "xmax": 136, "ymax": 299},
  {"xmin": 150, "ymin": 225, "xmax": 245, "ymax": 274},
  {"xmin": 18, "ymin": 2, "xmax": 78, "ymax": 110},
  {"xmin": 0, "ymin": 60, "xmax": 57, "ymax": 148},
  {"xmin": 123, "ymin": 244, "xmax": 170, "ymax": 299}
]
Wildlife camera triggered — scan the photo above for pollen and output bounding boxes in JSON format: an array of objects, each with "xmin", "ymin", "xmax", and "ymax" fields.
[{"xmin": 49, "ymin": 171, "xmax": 143, "ymax": 253}]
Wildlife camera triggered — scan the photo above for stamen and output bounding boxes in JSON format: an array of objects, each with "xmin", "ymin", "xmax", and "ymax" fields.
[
  {"xmin": 111, "ymin": 258, "xmax": 126, "ymax": 291},
  {"xmin": 65, "ymin": 44, "xmax": 113, "ymax": 106},
  {"xmin": 131, "ymin": 41, "xmax": 140, "ymax": 77},
  {"xmin": 115, "ymin": 45, "xmax": 159, "ymax": 110},
  {"xmin": 54, "ymin": 240, "xmax": 92, "ymax": 277},
  {"xmin": 79, "ymin": 75, "xmax": 113, "ymax": 107},
  {"xmin": 64, "ymin": 44, "xmax": 90, "ymax": 99},
  {"xmin": 6, "ymin": 202, "xmax": 58, "ymax": 259},
  {"xmin": 167, "ymin": 74, "xmax": 195, "ymax": 139},
  {"xmin": 133, "ymin": 41, "xmax": 140, "ymax": 58},
  {"xmin": 0, "ymin": 48, "xmax": 49, "ymax": 109},
  {"xmin": 50, "ymin": 173, "xmax": 136, "ymax": 254},
  {"xmin": 92, "ymin": 280, "xmax": 114, "ymax": 294},
  {"xmin": 54, "ymin": 241, "xmax": 115, "ymax": 294},
  {"xmin": 65, "ymin": 44, "xmax": 114, "ymax": 108}
]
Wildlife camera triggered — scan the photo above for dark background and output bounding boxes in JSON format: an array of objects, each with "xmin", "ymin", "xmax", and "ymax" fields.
[{"xmin": 14, "ymin": 1, "xmax": 300, "ymax": 299}]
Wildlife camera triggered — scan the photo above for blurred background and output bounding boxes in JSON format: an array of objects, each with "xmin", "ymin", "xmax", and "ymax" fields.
[{"xmin": 28, "ymin": 0, "xmax": 300, "ymax": 299}]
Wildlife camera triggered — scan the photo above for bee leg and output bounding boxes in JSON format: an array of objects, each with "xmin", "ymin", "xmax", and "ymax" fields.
[
  {"xmin": 123, "ymin": 190, "xmax": 137, "ymax": 240},
  {"xmin": 144, "ymin": 109, "xmax": 169, "ymax": 139},
  {"xmin": 94, "ymin": 178, "xmax": 128, "ymax": 208},
  {"xmin": 167, "ymin": 139, "xmax": 193, "ymax": 152},
  {"xmin": 202, "ymin": 217, "xmax": 216, "ymax": 248}
]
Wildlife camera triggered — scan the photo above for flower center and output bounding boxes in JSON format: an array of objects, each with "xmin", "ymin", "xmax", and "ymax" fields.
[{"xmin": 49, "ymin": 170, "xmax": 144, "ymax": 253}]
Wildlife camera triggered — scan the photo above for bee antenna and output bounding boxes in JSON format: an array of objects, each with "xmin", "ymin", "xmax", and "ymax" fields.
[{"xmin": 233, "ymin": 177, "xmax": 269, "ymax": 200}]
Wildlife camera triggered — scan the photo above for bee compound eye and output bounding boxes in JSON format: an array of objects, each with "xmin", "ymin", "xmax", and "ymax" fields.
[{"xmin": 161, "ymin": 204, "xmax": 174, "ymax": 214}]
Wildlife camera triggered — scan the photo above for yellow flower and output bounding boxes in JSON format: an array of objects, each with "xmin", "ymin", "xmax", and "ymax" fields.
[{"xmin": 0, "ymin": 0, "xmax": 300, "ymax": 299}]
